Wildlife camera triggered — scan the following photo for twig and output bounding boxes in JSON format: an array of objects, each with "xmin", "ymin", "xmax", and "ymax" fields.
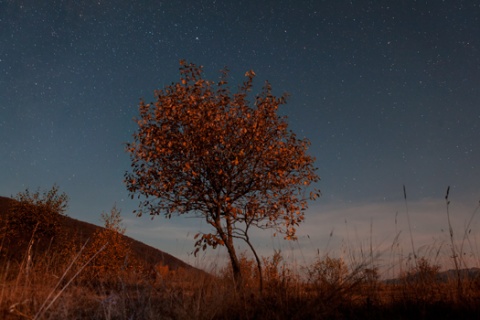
[{"xmin": 403, "ymin": 185, "xmax": 417, "ymax": 266}]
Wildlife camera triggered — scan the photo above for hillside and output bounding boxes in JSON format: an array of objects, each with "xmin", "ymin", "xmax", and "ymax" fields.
[{"xmin": 0, "ymin": 195, "xmax": 194, "ymax": 271}]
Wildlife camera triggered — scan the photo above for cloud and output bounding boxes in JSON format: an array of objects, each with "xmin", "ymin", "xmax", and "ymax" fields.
[
  {"xmin": 122, "ymin": 197, "xmax": 480, "ymax": 274},
  {"xmin": 292, "ymin": 198, "xmax": 480, "ymax": 273}
]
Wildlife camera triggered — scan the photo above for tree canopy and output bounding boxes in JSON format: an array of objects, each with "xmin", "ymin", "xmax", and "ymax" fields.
[
  {"xmin": 125, "ymin": 61, "xmax": 319, "ymax": 287},
  {"xmin": 7, "ymin": 185, "xmax": 68, "ymax": 242}
]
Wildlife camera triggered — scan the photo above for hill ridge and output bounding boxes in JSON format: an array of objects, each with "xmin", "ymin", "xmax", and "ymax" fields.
[{"xmin": 0, "ymin": 195, "xmax": 195, "ymax": 271}]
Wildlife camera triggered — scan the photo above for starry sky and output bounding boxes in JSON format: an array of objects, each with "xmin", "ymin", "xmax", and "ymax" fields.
[{"xmin": 1, "ymin": 1, "xmax": 479, "ymax": 271}]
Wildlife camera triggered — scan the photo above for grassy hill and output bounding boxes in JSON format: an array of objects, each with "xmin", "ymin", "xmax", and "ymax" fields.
[{"xmin": 0, "ymin": 195, "xmax": 193, "ymax": 271}]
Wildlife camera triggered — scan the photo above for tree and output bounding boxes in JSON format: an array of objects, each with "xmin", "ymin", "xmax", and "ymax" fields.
[
  {"xmin": 125, "ymin": 60, "xmax": 319, "ymax": 289},
  {"xmin": 7, "ymin": 185, "xmax": 68, "ymax": 243},
  {"xmin": 5, "ymin": 185, "xmax": 68, "ymax": 272},
  {"xmin": 84, "ymin": 205, "xmax": 131, "ymax": 283}
]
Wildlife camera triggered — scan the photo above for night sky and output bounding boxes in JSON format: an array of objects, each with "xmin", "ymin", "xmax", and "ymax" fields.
[{"xmin": 1, "ymin": 1, "xmax": 479, "ymax": 270}]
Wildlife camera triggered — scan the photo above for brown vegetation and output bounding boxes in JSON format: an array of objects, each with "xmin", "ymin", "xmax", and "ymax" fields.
[
  {"xmin": 1, "ymin": 245, "xmax": 479, "ymax": 319},
  {"xmin": 0, "ymin": 194, "xmax": 195, "ymax": 272},
  {"xmin": 1, "ymin": 193, "xmax": 480, "ymax": 319}
]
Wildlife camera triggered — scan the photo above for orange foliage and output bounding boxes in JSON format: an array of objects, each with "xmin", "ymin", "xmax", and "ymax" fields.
[
  {"xmin": 125, "ymin": 60, "xmax": 319, "ymax": 286},
  {"xmin": 83, "ymin": 205, "xmax": 132, "ymax": 283},
  {"xmin": 6, "ymin": 185, "xmax": 68, "ymax": 243}
]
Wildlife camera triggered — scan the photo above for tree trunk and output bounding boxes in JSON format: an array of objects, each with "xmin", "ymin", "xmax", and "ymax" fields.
[
  {"xmin": 245, "ymin": 236, "xmax": 263, "ymax": 293},
  {"xmin": 225, "ymin": 237, "xmax": 243, "ymax": 289},
  {"xmin": 215, "ymin": 213, "xmax": 243, "ymax": 290},
  {"xmin": 225, "ymin": 216, "xmax": 243, "ymax": 289}
]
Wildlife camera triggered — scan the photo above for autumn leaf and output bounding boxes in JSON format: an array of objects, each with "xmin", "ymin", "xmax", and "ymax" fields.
[{"xmin": 125, "ymin": 61, "xmax": 320, "ymax": 289}]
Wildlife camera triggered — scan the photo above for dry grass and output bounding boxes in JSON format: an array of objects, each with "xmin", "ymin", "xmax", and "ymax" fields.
[
  {"xmin": 1, "ymin": 239, "xmax": 479, "ymax": 320},
  {"xmin": 1, "ymin": 193, "xmax": 480, "ymax": 319}
]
